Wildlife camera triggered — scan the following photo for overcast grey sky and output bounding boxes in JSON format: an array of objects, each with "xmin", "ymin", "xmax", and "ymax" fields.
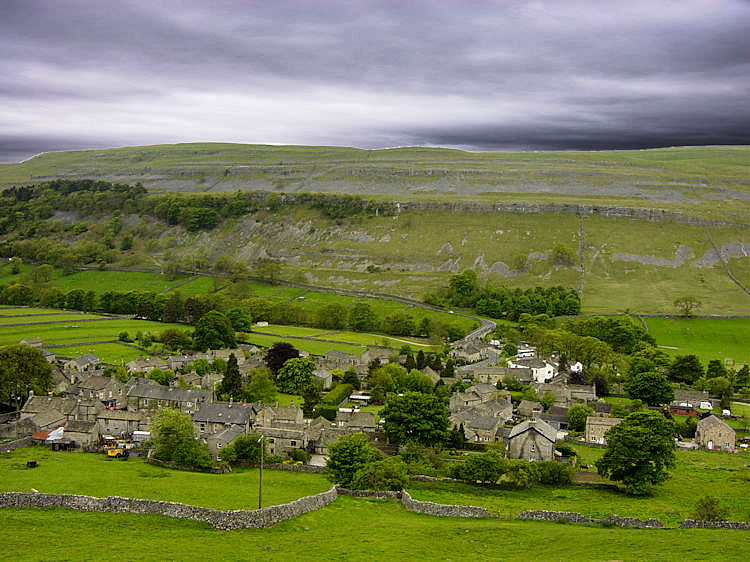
[{"xmin": 1, "ymin": 0, "xmax": 749, "ymax": 161}]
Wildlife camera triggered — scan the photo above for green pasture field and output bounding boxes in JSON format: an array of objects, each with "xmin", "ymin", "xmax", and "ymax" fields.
[
  {"xmin": 274, "ymin": 393, "xmax": 304, "ymax": 407},
  {"xmin": 238, "ymin": 332, "xmax": 367, "ymax": 356},
  {"xmin": 731, "ymin": 402, "xmax": 750, "ymax": 417},
  {"xmin": 0, "ymin": 448, "xmax": 330, "ymax": 510},
  {"xmin": 168, "ymin": 275, "xmax": 220, "ymax": 296},
  {"xmin": 0, "ymin": 493, "xmax": 746, "ymax": 560},
  {"xmin": 0, "ymin": 306, "xmax": 102, "ymax": 316},
  {"xmin": 0, "ymin": 318, "xmax": 187, "ymax": 348},
  {"xmin": 407, "ymin": 446, "xmax": 750, "ymax": 527},
  {"xmin": 644, "ymin": 317, "xmax": 750, "ymax": 366},
  {"xmin": 50, "ymin": 270, "xmax": 188, "ymax": 294},
  {"xmin": 49, "ymin": 343, "xmax": 145, "ymax": 363},
  {"xmin": 0, "ymin": 312, "xmax": 111, "ymax": 324},
  {"xmin": 326, "ymin": 331, "xmax": 438, "ymax": 351},
  {"xmin": 252, "ymin": 324, "xmax": 333, "ymax": 337},
  {"xmin": 287, "ymin": 291, "xmax": 357, "ymax": 311}
]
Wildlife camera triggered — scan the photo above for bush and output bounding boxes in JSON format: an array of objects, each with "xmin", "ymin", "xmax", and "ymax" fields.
[
  {"xmin": 536, "ymin": 461, "xmax": 573, "ymax": 485},
  {"xmin": 266, "ymin": 454, "xmax": 284, "ymax": 464},
  {"xmin": 505, "ymin": 459, "xmax": 541, "ymax": 488},
  {"xmin": 351, "ymin": 457, "xmax": 409, "ymax": 491},
  {"xmin": 326, "ymin": 433, "xmax": 383, "ymax": 487},
  {"xmin": 314, "ymin": 404, "xmax": 338, "ymax": 421},
  {"xmin": 323, "ymin": 383, "xmax": 353, "ymax": 405},
  {"xmin": 554, "ymin": 442, "xmax": 577, "ymax": 458},
  {"xmin": 220, "ymin": 434, "xmax": 264, "ymax": 464},
  {"xmin": 452, "ymin": 450, "xmax": 506, "ymax": 484},
  {"xmin": 693, "ymin": 496, "xmax": 730, "ymax": 522},
  {"xmin": 118, "ymin": 331, "xmax": 131, "ymax": 342},
  {"xmin": 288, "ymin": 448, "xmax": 310, "ymax": 463}
]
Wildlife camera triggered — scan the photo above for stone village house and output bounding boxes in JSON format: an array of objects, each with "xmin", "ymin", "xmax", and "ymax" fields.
[
  {"xmin": 507, "ymin": 419, "xmax": 557, "ymax": 461},
  {"xmin": 695, "ymin": 415, "xmax": 736, "ymax": 451}
]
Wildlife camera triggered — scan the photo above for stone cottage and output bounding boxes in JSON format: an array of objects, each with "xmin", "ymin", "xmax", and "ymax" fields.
[
  {"xmin": 507, "ymin": 419, "xmax": 557, "ymax": 461},
  {"xmin": 695, "ymin": 415, "xmax": 736, "ymax": 451}
]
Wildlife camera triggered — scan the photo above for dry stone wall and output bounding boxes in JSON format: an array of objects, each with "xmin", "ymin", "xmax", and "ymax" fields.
[
  {"xmin": 401, "ymin": 490, "xmax": 496, "ymax": 519},
  {"xmin": 0, "ymin": 488, "xmax": 338, "ymax": 530},
  {"xmin": 517, "ymin": 510, "xmax": 664, "ymax": 528},
  {"xmin": 679, "ymin": 520, "xmax": 750, "ymax": 530}
]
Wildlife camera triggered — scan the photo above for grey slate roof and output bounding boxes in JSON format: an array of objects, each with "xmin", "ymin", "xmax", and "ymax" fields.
[
  {"xmin": 468, "ymin": 416, "xmax": 502, "ymax": 430},
  {"xmin": 192, "ymin": 404, "xmax": 253, "ymax": 425},
  {"xmin": 65, "ymin": 420, "xmax": 97, "ymax": 433},
  {"xmin": 127, "ymin": 383, "xmax": 209, "ymax": 403},
  {"xmin": 697, "ymin": 414, "xmax": 732, "ymax": 431},
  {"xmin": 508, "ymin": 419, "xmax": 557, "ymax": 443}
]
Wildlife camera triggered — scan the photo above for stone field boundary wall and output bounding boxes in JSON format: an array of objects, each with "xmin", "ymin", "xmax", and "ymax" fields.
[
  {"xmin": 679, "ymin": 519, "xmax": 750, "ymax": 530},
  {"xmin": 336, "ymin": 487, "xmax": 496, "ymax": 519},
  {"xmin": 517, "ymin": 510, "xmax": 665, "ymax": 528},
  {"xmin": 4, "ymin": 491, "xmax": 745, "ymax": 530},
  {"xmin": 0, "ymin": 489, "xmax": 338, "ymax": 530}
]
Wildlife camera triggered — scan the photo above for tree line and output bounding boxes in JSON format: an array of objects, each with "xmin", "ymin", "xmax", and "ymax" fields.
[{"xmin": 425, "ymin": 269, "xmax": 580, "ymax": 320}]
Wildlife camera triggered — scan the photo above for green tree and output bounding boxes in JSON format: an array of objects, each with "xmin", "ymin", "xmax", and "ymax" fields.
[
  {"xmin": 264, "ymin": 342, "xmax": 299, "ymax": 375},
  {"xmin": 442, "ymin": 358, "xmax": 455, "ymax": 378},
  {"xmin": 226, "ymin": 308, "xmax": 252, "ymax": 332},
  {"xmin": 406, "ymin": 369, "xmax": 434, "ymax": 394},
  {"xmin": 736, "ymin": 364, "xmax": 750, "ymax": 388},
  {"xmin": 707, "ymin": 376, "xmax": 732, "ymax": 408},
  {"xmin": 326, "ymin": 433, "xmax": 383, "ymax": 487},
  {"xmin": 540, "ymin": 390, "xmax": 557, "ymax": 411},
  {"xmin": 692, "ymin": 496, "xmax": 730, "ymax": 522},
  {"xmin": 242, "ymin": 368, "xmax": 277, "ymax": 403},
  {"xmin": 192, "ymin": 310, "xmax": 235, "ymax": 351},
  {"xmin": 219, "ymin": 353, "xmax": 242, "ymax": 399},
  {"xmin": 667, "ymin": 354, "xmax": 704, "ymax": 384},
  {"xmin": 705, "ymin": 359, "xmax": 728, "ymax": 380},
  {"xmin": 348, "ymin": 302, "xmax": 377, "ymax": 332},
  {"xmin": 502, "ymin": 342, "xmax": 518, "ymax": 356},
  {"xmin": 381, "ymin": 392, "xmax": 449, "ymax": 445},
  {"xmin": 351, "ymin": 456, "xmax": 409, "ymax": 491},
  {"xmin": 301, "ymin": 383, "xmax": 321, "ymax": 417},
  {"xmin": 596, "ymin": 410, "xmax": 676, "ymax": 495},
  {"xmin": 0, "ymin": 344, "xmax": 54, "ymax": 409},
  {"xmin": 158, "ymin": 328, "xmax": 192, "ymax": 351},
  {"xmin": 276, "ymin": 356, "xmax": 316, "ymax": 394},
  {"xmin": 568, "ymin": 403, "xmax": 594, "ymax": 432},
  {"xmin": 625, "ymin": 370, "xmax": 674, "ymax": 406},
  {"xmin": 674, "ymin": 296, "xmax": 701, "ymax": 317},
  {"xmin": 315, "ymin": 303, "xmax": 348, "ymax": 330},
  {"xmin": 150, "ymin": 407, "xmax": 213, "ymax": 468},
  {"xmin": 551, "ymin": 244, "xmax": 576, "ymax": 266},
  {"xmin": 219, "ymin": 433, "xmax": 266, "ymax": 464},
  {"xmin": 453, "ymin": 449, "xmax": 506, "ymax": 484},
  {"xmin": 342, "ymin": 367, "xmax": 361, "ymax": 390},
  {"xmin": 147, "ymin": 368, "xmax": 172, "ymax": 386},
  {"xmin": 193, "ymin": 357, "xmax": 209, "ymax": 376}
]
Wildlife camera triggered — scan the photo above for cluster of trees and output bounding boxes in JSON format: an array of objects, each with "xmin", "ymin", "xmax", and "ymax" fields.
[
  {"xmin": 451, "ymin": 448, "xmax": 573, "ymax": 487},
  {"xmin": 0, "ymin": 345, "xmax": 54, "ymax": 409},
  {"xmin": 562, "ymin": 316, "xmax": 654, "ymax": 354},
  {"xmin": 326, "ymin": 433, "xmax": 408, "ymax": 491},
  {"xmin": 244, "ymin": 297, "xmax": 470, "ymax": 340},
  {"xmin": 425, "ymin": 269, "xmax": 580, "ymax": 320},
  {"xmin": 149, "ymin": 407, "xmax": 214, "ymax": 468}
]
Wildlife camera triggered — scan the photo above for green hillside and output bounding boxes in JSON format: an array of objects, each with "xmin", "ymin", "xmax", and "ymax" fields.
[{"xmin": 0, "ymin": 144, "xmax": 748, "ymax": 315}]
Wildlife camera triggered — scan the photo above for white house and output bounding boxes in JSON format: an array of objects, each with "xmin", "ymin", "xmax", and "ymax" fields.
[{"xmin": 507, "ymin": 358, "xmax": 555, "ymax": 383}]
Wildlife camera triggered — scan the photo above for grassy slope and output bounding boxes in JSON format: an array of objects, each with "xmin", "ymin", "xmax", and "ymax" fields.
[
  {"xmin": 644, "ymin": 317, "xmax": 750, "ymax": 365},
  {"xmin": 408, "ymin": 447, "xmax": 750, "ymax": 527},
  {"xmin": 0, "ymin": 448, "xmax": 330, "ymax": 510},
  {"xmin": 3, "ymin": 500, "xmax": 748, "ymax": 561},
  {"xmin": 1, "ymin": 445, "xmax": 748, "ymax": 560}
]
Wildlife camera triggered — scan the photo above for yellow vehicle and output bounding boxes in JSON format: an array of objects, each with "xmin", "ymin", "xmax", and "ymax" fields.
[{"xmin": 106, "ymin": 447, "xmax": 127, "ymax": 458}]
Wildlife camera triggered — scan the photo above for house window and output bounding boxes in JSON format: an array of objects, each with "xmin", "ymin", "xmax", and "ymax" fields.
[
  {"xmin": 529, "ymin": 443, "xmax": 535, "ymax": 453},
  {"xmin": 200, "ymin": 423, "xmax": 205, "ymax": 432},
  {"xmin": 269, "ymin": 438, "xmax": 275, "ymax": 443},
  {"xmin": 291, "ymin": 441, "xmax": 296, "ymax": 446}
]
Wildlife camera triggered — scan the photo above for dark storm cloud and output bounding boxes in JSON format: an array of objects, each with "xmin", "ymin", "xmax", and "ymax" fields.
[{"xmin": 1, "ymin": 0, "xmax": 748, "ymax": 160}]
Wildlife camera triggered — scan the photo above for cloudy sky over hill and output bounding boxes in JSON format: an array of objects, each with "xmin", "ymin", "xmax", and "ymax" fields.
[{"xmin": 1, "ymin": 0, "xmax": 748, "ymax": 161}]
